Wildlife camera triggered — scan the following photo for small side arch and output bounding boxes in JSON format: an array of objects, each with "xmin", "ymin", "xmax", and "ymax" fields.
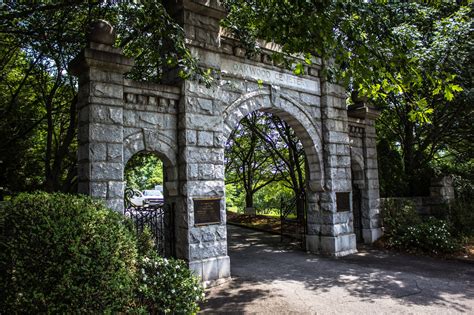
[
  {"xmin": 124, "ymin": 129, "xmax": 178, "ymax": 194},
  {"xmin": 350, "ymin": 148, "xmax": 365, "ymax": 189}
]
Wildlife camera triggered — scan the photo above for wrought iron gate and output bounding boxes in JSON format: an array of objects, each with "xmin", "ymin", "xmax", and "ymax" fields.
[
  {"xmin": 124, "ymin": 189, "xmax": 174, "ymax": 257},
  {"xmin": 280, "ymin": 192, "xmax": 306, "ymax": 249}
]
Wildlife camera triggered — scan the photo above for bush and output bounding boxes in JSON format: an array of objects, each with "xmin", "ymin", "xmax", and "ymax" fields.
[
  {"xmin": 396, "ymin": 218, "xmax": 461, "ymax": 254},
  {"xmin": 0, "ymin": 192, "xmax": 138, "ymax": 313},
  {"xmin": 0, "ymin": 192, "xmax": 205, "ymax": 313},
  {"xmin": 446, "ymin": 199, "xmax": 474, "ymax": 237},
  {"xmin": 381, "ymin": 199, "xmax": 461, "ymax": 254},
  {"xmin": 135, "ymin": 253, "xmax": 205, "ymax": 314},
  {"xmin": 381, "ymin": 199, "xmax": 421, "ymax": 236}
]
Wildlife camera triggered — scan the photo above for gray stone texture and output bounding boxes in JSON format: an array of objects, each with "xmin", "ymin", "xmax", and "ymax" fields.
[{"xmin": 71, "ymin": 3, "xmax": 383, "ymax": 283}]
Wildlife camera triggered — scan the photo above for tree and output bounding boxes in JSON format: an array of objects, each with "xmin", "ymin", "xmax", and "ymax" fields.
[
  {"xmin": 0, "ymin": 2, "xmax": 210, "ymax": 195},
  {"xmin": 225, "ymin": 111, "xmax": 307, "ymax": 219},
  {"xmin": 247, "ymin": 114, "xmax": 306, "ymax": 220},
  {"xmin": 221, "ymin": 1, "xmax": 473, "ymax": 196},
  {"xmin": 225, "ymin": 112, "xmax": 280, "ymax": 210}
]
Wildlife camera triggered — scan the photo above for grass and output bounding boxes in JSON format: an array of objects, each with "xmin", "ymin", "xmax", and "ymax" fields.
[
  {"xmin": 226, "ymin": 206, "xmax": 296, "ymax": 219},
  {"xmin": 226, "ymin": 211, "xmax": 302, "ymax": 238}
]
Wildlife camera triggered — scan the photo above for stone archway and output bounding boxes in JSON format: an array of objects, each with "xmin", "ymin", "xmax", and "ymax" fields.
[
  {"xmin": 123, "ymin": 129, "xmax": 179, "ymax": 199},
  {"xmin": 70, "ymin": 8, "xmax": 382, "ymax": 283},
  {"xmin": 222, "ymin": 90, "xmax": 326, "ymax": 252},
  {"xmin": 223, "ymin": 89, "xmax": 324, "ymax": 191}
]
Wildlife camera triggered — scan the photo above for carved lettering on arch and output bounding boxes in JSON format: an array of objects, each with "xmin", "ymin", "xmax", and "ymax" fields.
[{"xmin": 221, "ymin": 59, "xmax": 320, "ymax": 94}]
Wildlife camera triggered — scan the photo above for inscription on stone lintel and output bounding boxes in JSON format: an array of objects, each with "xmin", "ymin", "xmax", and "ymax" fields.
[
  {"xmin": 221, "ymin": 59, "xmax": 320, "ymax": 94},
  {"xmin": 194, "ymin": 198, "xmax": 221, "ymax": 226}
]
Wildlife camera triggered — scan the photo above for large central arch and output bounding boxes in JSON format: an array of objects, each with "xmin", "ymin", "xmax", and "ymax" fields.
[{"xmin": 223, "ymin": 89, "xmax": 324, "ymax": 192}]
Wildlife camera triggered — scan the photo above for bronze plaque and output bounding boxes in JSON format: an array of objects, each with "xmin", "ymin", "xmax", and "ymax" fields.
[
  {"xmin": 194, "ymin": 198, "xmax": 221, "ymax": 226},
  {"xmin": 336, "ymin": 192, "xmax": 351, "ymax": 212}
]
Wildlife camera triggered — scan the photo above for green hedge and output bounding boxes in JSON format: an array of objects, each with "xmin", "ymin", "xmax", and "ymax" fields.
[
  {"xmin": 381, "ymin": 199, "xmax": 462, "ymax": 254},
  {"xmin": 0, "ymin": 192, "xmax": 204, "ymax": 313},
  {"xmin": 0, "ymin": 192, "xmax": 138, "ymax": 313}
]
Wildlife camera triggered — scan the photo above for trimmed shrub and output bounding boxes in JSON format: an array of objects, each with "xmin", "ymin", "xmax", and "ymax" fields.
[
  {"xmin": 0, "ymin": 192, "xmax": 205, "ymax": 313},
  {"xmin": 381, "ymin": 199, "xmax": 421, "ymax": 236},
  {"xmin": 135, "ymin": 253, "xmax": 205, "ymax": 314},
  {"xmin": 381, "ymin": 199, "xmax": 461, "ymax": 254},
  {"xmin": 0, "ymin": 192, "xmax": 138, "ymax": 313},
  {"xmin": 446, "ymin": 199, "xmax": 474, "ymax": 237}
]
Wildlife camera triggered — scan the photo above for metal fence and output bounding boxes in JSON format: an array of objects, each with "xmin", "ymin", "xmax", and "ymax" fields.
[
  {"xmin": 280, "ymin": 193, "xmax": 306, "ymax": 249},
  {"xmin": 124, "ymin": 189, "xmax": 174, "ymax": 257}
]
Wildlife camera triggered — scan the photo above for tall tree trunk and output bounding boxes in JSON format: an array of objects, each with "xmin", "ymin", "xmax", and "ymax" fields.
[
  {"xmin": 403, "ymin": 115, "xmax": 416, "ymax": 196},
  {"xmin": 295, "ymin": 189, "xmax": 305, "ymax": 224},
  {"xmin": 245, "ymin": 190, "xmax": 254, "ymax": 209}
]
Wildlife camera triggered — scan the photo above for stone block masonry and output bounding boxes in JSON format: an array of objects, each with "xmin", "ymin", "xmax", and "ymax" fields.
[{"xmin": 70, "ymin": 3, "xmax": 383, "ymax": 284}]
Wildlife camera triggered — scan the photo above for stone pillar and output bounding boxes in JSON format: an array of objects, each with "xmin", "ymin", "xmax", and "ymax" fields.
[
  {"xmin": 306, "ymin": 79, "xmax": 357, "ymax": 256},
  {"xmin": 348, "ymin": 105, "xmax": 383, "ymax": 243},
  {"xmin": 69, "ymin": 20, "xmax": 133, "ymax": 212},
  {"xmin": 165, "ymin": 0, "xmax": 231, "ymax": 283},
  {"xmin": 362, "ymin": 107, "xmax": 382, "ymax": 244},
  {"xmin": 361, "ymin": 108, "xmax": 383, "ymax": 243}
]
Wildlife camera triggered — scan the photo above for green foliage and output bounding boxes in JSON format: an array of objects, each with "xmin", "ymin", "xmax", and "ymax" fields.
[
  {"xmin": 254, "ymin": 181, "xmax": 293, "ymax": 215},
  {"xmin": 395, "ymin": 218, "xmax": 461, "ymax": 254},
  {"xmin": 225, "ymin": 183, "xmax": 244, "ymax": 212},
  {"xmin": 0, "ymin": 192, "xmax": 138, "ymax": 313},
  {"xmin": 135, "ymin": 253, "xmax": 205, "ymax": 314},
  {"xmin": 222, "ymin": 2, "xmax": 470, "ymax": 107},
  {"xmin": 0, "ymin": 2, "xmax": 211, "ymax": 195},
  {"xmin": 381, "ymin": 199, "xmax": 461, "ymax": 254},
  {"xmin": 0, "ymin": 192, "xmax": 205, "ymax": 313},
  {"xmin": 225, "ymin": 111, "xmax": 306, "ymax": 215},
  {"xmin": 446, "ymin": 200, "xmax": 474, "ymax": 238},
  {"xmin": 223, "ymin": 1, "xmax": 473, "ymax": 197},
  {"xmin": 381, "ymin": 199, "xmax": 422, "ymax": 236},
  {"xmin": 226, "ymin": 180, "xmax": 294, "ymax": 215},
  {"xmin": 125, "ymin": 152, "xmax": 163, "ymax": 191}
]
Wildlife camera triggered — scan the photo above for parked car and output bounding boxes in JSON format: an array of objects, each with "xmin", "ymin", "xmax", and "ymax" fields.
[
  {"xmin": 126, "ymin": 188, "xmax": 164, "ymax": 207},
  {"xmin": 142, "ymin": 189, "xmax": 164, "ymax": 205}
]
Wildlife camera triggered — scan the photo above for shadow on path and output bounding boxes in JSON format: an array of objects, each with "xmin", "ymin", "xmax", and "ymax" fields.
[{"xmin": 201, "ymin": 225, "xmax": 474, "ymax": 314}]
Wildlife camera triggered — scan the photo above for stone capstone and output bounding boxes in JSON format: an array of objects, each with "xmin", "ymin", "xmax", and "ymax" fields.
[{"xmin": 87, "ymin": 20, "xmax": 116, "ymax": 45}]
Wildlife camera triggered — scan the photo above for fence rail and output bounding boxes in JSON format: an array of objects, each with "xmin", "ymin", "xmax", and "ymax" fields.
[
  {"xmin": 280, "ymin": 192, "xmax": 306, "ymax": 249},
  {"xmin": 124, "ymin": 189, "xmax": 173, "ymax": 257}
]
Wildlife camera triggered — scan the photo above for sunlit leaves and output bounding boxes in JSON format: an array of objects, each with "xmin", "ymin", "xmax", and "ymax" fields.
[
  {"xmin": 0, "ymin": 2, "xmax": 205, "ymax": 193},
  {"xmin": 293, "ymin": 63, "xmax": 305, "ymax": 75},
  {"xmin": 224, "ymin": 1, "xmax": 470, "ymax": 126},
  {"xmin": 444, "ymin": 84, "xmax": 463, "ymax": 101},
  {"xmin": 225, "ymin": 111, "xmax": 306, "ymax": 209},
  {"xmin": 222, "ymin": 0, "xmax": 473, "ymax": 197}
]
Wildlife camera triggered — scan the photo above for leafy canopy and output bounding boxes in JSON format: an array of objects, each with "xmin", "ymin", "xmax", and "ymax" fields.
[{"xmin": 221, "ymin": 1, "xmax": 471, "ymax": 121}]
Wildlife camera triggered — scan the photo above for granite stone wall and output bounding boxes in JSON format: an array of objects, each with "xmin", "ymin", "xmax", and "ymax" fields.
[
  {"xmin": 348, "ymin": 107, "xmax": 383, "ymax": 244},
  {"xmin": 70, "ymin": 1, "xmax": 383, "ymax": 283}
]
